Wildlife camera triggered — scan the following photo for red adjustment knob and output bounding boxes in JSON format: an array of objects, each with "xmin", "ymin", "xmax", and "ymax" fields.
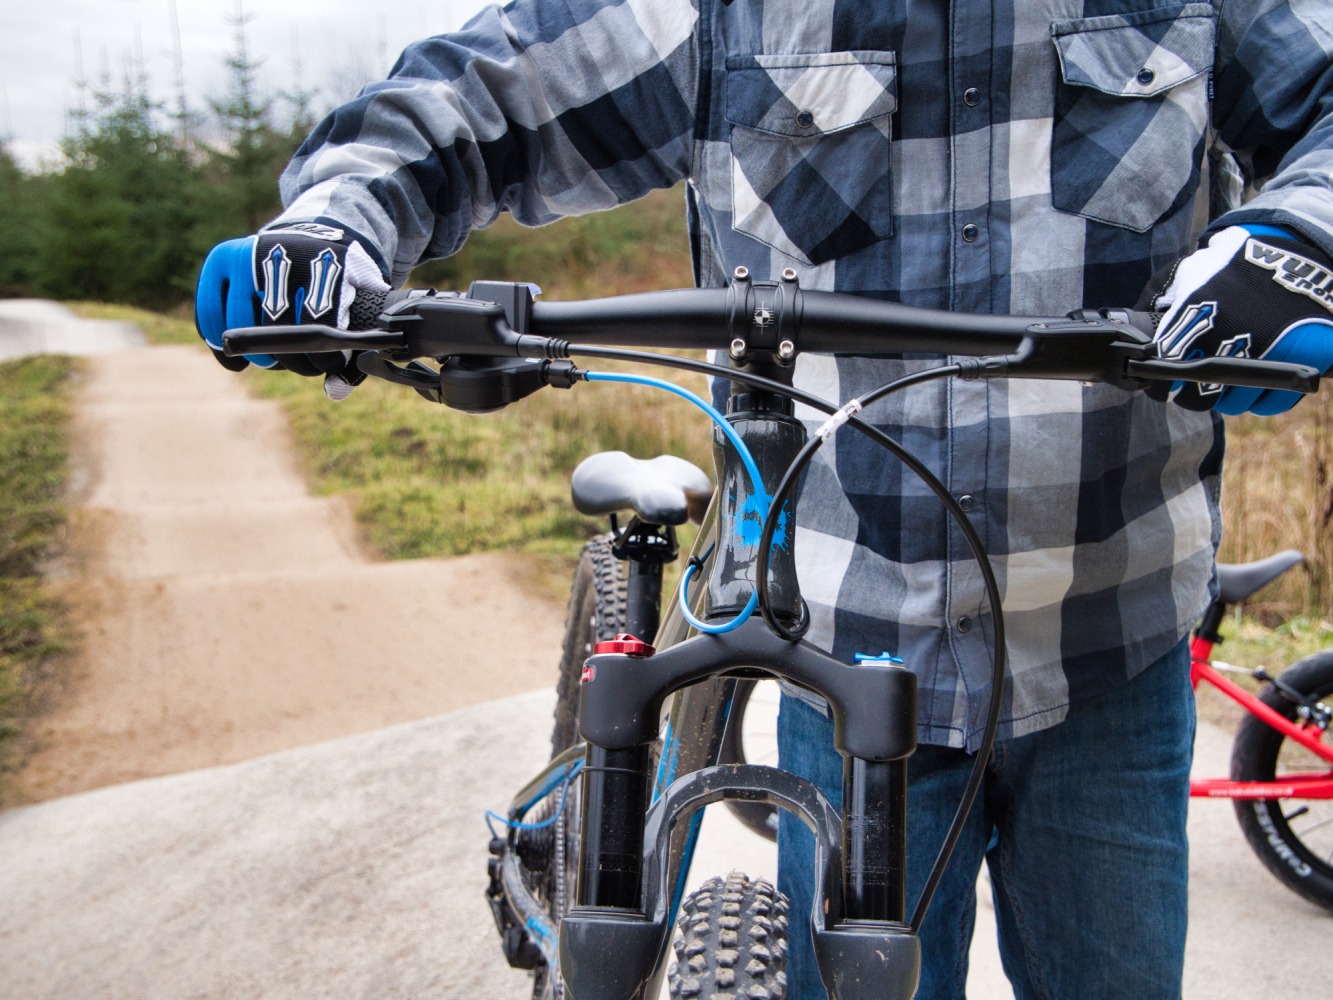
[{"xmin": 592, "ymin": 634, "xmax": 656, "ymax": 657}]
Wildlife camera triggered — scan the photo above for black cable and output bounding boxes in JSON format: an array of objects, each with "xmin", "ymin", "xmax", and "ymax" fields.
[
  {"xmin": 754, "ymin": 366, "xmax": 961, "ymax": 640},
  {"xmin": 751, "ymin": 365, "xmax": 1006, "ymax": 932}
]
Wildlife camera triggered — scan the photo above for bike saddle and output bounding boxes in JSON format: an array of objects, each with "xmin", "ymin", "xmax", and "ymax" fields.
[
  {"xmin": 1216, "ymin": 550, "xmax": 1304, "ymax": 605},
  {"xmin": 571, "ymin": 451, "xmax": 713, "ymax": 525}
]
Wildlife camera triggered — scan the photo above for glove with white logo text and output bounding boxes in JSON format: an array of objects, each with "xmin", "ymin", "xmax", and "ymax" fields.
[
  {"xmin": 194, "ymin": 222, "xmax": 390, "ymax": 397},
  {"xmin": 1139, "ymin": 225, "xmax": 1333, "ymax": 415}
]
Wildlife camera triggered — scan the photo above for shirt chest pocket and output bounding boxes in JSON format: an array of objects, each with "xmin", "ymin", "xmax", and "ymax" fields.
[
  {"xmin": 1050, "ymin": 4, "xmax": 1216, "ymax": 232},
  {"xmin": 724, "ymin": 52, "xmax": 897, "ymax": 266}
]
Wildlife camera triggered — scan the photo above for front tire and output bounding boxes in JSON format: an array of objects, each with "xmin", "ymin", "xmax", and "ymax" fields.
[
  {"xmin": 1230, "ymin": 650, "xmax": 1333, "ymax": 911},
  {"xmin": 668, "ymin": 872, "xmax": 789, "ymax": 999}
]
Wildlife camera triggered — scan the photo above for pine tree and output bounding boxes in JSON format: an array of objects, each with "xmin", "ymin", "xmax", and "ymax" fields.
[
  {"xmin": 206, "ymin": 3, "xmax": 300, "ymax": 235},
  {"xmin": 36, "ymin": 60, "xmax": 200, "ymax": 305},
  {"xmin": 0, "ymin": 143, "xmax": 39, "ymax": 295}
]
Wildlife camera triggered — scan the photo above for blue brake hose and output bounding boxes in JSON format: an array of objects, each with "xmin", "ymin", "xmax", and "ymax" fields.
[{"xmin": 584, "ymin": 371, "xmax": 765, "ymax": 633}]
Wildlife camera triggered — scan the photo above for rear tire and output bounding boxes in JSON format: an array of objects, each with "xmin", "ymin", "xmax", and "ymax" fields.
[
  {"xmin": 1230, "ymin": 650, "xmax": 1333, "ymax": 911},
  {"xmin": 551, "ymin": 534, "xmax": 629, "ymax": 755},
  {"xmin": 528, "ymin": 536, "xmax": 629, "ymax": 1000},
  {"xmin": 668, "ymin": 872, "xmax": 789, "ymax": 999}
]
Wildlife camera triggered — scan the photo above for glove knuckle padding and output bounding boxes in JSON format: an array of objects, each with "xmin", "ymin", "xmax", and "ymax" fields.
[
  {"xmin": 254, "ymin": 226, "xmax": 352, "ymax": 326},
  {"xmin": 1150, "ymin": 226, "xmax": 1333, "ymax": 413}
]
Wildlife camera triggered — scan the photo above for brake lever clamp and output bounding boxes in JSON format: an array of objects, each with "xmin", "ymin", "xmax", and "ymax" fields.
[{"xmin": 999, "ymin": 310, "xmax": 1153, "ymax": 390}]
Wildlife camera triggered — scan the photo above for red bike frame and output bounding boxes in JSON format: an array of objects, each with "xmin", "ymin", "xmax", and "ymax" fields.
[{"xmin": 1189, "ymin": 634, "xmax": 1333, "ymax": 800}]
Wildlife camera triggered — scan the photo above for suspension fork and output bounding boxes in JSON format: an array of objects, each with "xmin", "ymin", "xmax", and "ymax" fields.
[{"xmin": 566, "ymin": 356, "xmax": 917, "ymax": 993}]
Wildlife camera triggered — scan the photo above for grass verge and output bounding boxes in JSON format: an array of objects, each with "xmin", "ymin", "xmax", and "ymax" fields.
[{"xmin": 0, "ymin": 355, "xmax": 75, "ymax": 795}]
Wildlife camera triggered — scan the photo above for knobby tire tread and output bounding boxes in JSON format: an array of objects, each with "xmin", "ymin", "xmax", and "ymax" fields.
[
  {"xmin": 552, "ymin": 534, "xmax": 629, "ymax": 755},
  {"xmin": 668, "ymin": 872, "xmax": 789, "ymax": 999}
]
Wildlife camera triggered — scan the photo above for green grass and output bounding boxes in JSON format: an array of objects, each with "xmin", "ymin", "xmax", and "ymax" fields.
[
  {"xmin": 247, "ymin": 360, "xmax": 710, "ymax": 599},
  {"xmin": 0, "ymin": 355, "xmax": 74, "ymax": 791}
]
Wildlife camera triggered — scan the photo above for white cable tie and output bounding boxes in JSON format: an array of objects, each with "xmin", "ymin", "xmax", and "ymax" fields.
[{"xmin": 815, "ymin": 399, "xmax": 863, "ymax": 440}]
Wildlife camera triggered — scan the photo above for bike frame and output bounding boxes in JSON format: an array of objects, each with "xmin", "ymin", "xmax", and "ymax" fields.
[{"xmin": 1189, "ymin": 634, "xmax": 1333, "ymax": 800}]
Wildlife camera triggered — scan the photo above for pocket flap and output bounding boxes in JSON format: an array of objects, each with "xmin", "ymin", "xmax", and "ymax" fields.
[
  {"xmin": 1052, "ymin": 4, "xmax": 1215, "ymax": 97},
  {"xmin": 725, "ymin": 51, "xmax": 897, "ymax": 138}
]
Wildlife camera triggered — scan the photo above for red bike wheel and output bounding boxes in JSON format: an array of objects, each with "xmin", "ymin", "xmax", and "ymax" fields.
[{"xmin": 1230, "ymin": 650, "xmax": 1333, "ymax": 911}]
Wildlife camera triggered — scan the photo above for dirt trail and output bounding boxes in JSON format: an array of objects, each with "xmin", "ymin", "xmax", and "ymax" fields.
[{"xmin": 14, "ymin": 341, "xmax": 565, "ymax": 803}]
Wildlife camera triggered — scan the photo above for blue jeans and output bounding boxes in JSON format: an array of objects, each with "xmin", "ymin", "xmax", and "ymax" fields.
[{"xmin": 776, "ymin": 640, "xmax": 1194, "ymax": 1000}]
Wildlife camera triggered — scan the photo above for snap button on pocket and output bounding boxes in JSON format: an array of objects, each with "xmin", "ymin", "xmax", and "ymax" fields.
[
  {"xmin": 1049, "ymin": 7, "xmax": 1217, "ymax": 232},
  {"xmin": 795, "ymin": 110, "xmax": 815, "ymax": 129}
]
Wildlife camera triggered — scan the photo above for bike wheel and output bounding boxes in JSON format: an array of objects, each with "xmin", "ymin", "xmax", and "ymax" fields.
[
  {"xmin": 526, "ymin": 536, "xmax": 629, "ymax": 1000},
  {"xmin": 668, "ymin": 871, "xmax": 789, "ymax": 999},
  {"xmin": 551, "ymin": 534, "xmax": 629, "ymax": 755},
  {"xmin": 1230, "ymin": 650, "xmax": 1333, "ymax": 911},
  {"xmin": 719, "ymin": 679, "xmax": 782, "ymax": 842}
]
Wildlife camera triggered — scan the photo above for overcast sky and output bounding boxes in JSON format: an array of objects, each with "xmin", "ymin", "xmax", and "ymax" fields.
[{"xmin": 2, "ymin": 0, "xmax": 492, "ymax": 170}]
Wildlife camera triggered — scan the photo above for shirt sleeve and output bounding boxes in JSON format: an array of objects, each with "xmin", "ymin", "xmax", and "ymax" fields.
[
  {"xmin": 271, "ymin": 0, "xmax": 700, "ymax": 284},
  {"xmin": 1210, "ymin": 0, "xmax": 1333, "ymax": 257}
]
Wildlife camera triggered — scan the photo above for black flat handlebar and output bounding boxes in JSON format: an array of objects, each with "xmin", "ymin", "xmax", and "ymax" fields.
[{"xmin": 221, "ymin": 281, "xmax": 1321, "ymax": 396}]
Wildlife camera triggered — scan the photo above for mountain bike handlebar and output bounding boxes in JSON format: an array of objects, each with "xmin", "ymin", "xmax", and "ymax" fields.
[{"xmin": 222, "ymin": 277, "xmax": 1322, "ymax": 396}]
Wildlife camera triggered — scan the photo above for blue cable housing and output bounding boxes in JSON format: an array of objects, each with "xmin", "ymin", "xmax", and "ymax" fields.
[{"xmin": 584, "ymin": 371, "xmax": 768, "ymax": 633}]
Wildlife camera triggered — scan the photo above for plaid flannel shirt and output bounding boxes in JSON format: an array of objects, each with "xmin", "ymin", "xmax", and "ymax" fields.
[{"xmin": 276, "ymin": 0, "xmax": 1333, "ymax": 750}]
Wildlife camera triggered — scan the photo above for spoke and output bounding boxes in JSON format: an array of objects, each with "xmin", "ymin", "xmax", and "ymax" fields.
[{"xmin": 1288, "ymin": 810, "xmax": 1333, "ymax": 840}]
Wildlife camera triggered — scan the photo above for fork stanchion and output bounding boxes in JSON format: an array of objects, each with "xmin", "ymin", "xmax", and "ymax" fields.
[
  {"xmin": 842, "ymin": 757, "xmax": 908, "ymax": 922},
  {"xmin": 577, "ymin": 743, "xmax": 652, "ymax": 909}
]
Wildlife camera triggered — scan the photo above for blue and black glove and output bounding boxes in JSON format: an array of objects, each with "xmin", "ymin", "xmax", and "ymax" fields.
[
  {"xmin": 194, "ymin": 222, "xmax": 390, "ymax": 397},
  {"xmin": 1140, "ymin": 225, "xmax": 1333, "ymax": 415}
]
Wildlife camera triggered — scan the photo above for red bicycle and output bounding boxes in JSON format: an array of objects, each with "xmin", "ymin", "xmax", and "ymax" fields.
[{"xmin": 1191, "ymin": 550, "xmax": 1333, "ymax": 910}]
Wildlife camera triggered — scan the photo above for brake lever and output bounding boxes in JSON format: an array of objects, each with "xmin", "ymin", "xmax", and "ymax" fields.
[
  {"xmin": 1125, "ymin": 356, "xmax": 1321, "ymax": 395},
  {"xmin": 224, "ymin": 282, "xmax": 565, "ymax": 364},
  {"xmin": 222, "ymin": 324, "xmax": 407, "ymax": 356},
  {"xmin": 356, "ymin": 351, "xmax": 444, "ymax": 403}
]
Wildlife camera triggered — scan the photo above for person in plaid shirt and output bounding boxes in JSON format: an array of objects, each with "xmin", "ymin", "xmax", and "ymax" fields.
[{"xmin": 196, "ymin": 2, "xmax": 1333, "ymax": 996}]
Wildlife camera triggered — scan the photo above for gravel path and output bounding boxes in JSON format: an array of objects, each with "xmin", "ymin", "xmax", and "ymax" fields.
[{"xmin": 5, "ymin": 308, "xmax": 563, "ymax": 802}]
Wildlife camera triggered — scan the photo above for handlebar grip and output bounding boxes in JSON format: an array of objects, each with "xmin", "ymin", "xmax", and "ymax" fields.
[
  {"xmin": 349, "ymin": 287, "xmax": 390, "ymax": 331},
  {"xmin": 1119, "ymin": 310, "xmax": 1156, "ymax": 337}
]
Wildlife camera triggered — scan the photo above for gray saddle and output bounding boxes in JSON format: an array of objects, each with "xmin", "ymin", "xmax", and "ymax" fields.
[{"xmin": 570, "ymin": 451, "xmax": 713, "ymax": 525}]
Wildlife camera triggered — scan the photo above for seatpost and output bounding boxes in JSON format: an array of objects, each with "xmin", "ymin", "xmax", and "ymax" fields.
[{"xmin": 610, "ymin": 517, "xmax": 678, "ymax": 644}]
